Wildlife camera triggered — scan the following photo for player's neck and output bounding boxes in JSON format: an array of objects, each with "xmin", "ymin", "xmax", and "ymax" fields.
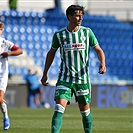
[{"xmin": 67, "ymin": 25, "xmax": 79, "ymax": 32}]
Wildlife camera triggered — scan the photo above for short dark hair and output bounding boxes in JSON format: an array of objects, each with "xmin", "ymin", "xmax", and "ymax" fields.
[{"xmin": 66, "ymin": 5, "xmax": 84, "ymax": 20}]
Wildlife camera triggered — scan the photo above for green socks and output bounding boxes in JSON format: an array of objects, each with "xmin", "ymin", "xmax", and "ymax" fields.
[
  {"xmin": 82, "ymin": 113, "xmax": 92, "ymax": 133},
  {"xmin": 51, "ymin": 104, "xmax": 92, "ymax": 133},
  {"xmin": 51, "ymin": 111, "xmax": 63, "ymax": 133}
]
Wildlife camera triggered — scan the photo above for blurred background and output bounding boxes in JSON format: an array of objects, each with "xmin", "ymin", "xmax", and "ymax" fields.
[{"xmin": 0, "ymin": 0, "xmax": 132, "ymax": 108}]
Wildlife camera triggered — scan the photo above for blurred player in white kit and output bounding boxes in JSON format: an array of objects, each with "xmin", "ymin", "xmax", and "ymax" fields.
[{"xmin": 0, "ymin": 22, "xmax": 23, "ymax": 130}]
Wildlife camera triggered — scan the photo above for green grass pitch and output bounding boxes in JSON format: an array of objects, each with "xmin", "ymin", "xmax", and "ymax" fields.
[{"xmin": 0, "ymin": 106, "xmax": 132, "ymax": 133}]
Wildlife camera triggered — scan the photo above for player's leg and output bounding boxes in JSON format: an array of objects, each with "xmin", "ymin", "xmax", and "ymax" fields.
[
  {"xmin": 0, "ymin": 77, "xmax": 10, "ymax": 130},
  {"xmin": 33, "ymin": 91, "xmax": 40, "ymax": 107},
  {"xmin": 38, "ymin": 87, "xmax": 50, "ymax": 108},
  {"xmin": 75, "ymin": 83, "xmax": 92, "ymax": 133},
  {"xmin": 79, "ymin": 103, "xmax": 92, "ymax": 133},
  {"xmin": 51, "ymin": 83, "xmax": 72, "ymax": 133},
  {"xmin": 51, "ymin": 98, "xmax": 67, "ymax": 133},
  {"xmin": 0, "ymin": 90, "xmax": 10, "ymax": 130},
  {"xmin": 38, "ymin": 87, "xmax": 45, "ymax": 106}
]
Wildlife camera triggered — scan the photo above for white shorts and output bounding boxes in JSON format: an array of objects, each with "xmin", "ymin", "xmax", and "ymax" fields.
[{"xmin": 0, "ymin": 73, "xmax": 8, "ymax": 93}]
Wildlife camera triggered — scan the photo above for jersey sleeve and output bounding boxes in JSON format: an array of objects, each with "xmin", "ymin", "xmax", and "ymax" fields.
[
  {"xmin": 51, "ymin": 32, "xmax": 60, "ymax": 50},
  {"xmin": 5, "ymin": 39, "xmax": 15, "ymax": 50},
  {"xmin": 89, "ymin": 28, "xmax": 99, "ymax": 47},
  {"xmin": 11, "ymin": 45, "xmax": 19, "ymax": 51}
]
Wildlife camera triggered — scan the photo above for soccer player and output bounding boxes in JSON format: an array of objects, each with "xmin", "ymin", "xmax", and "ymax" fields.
[
  {"xmin": 25, "ymin": 69, "xmax": 45, "ymax": 108},
  {"xmin": 0, "ymin": 22, "xmax": 23, "ymax": 130},
  {"xmin": 41, "ymin": 5, "xmax": 106, "ymax": 133}
]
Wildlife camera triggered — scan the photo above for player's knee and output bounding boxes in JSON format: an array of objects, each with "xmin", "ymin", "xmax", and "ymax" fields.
[
  {"xmin": 54, "ymin": 104, "xmax": 65, "ymax": 114},
  {"xmin": 0, "ymin": 97, "xmax": 4, "ymax": 105},
  {"xmin": 80, "ymin": 109, "xmax": 90, "ymax": 117}
]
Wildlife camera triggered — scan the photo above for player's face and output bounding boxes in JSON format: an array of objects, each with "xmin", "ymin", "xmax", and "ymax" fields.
[{"xmin": 69, "ymin": 10, "xmax": 83, "ymax": 26}]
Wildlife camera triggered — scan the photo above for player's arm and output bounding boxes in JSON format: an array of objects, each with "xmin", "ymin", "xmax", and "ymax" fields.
[
  {"xmin": 93, "ymin": 45, "xmax": 106, "ymax": 74},
  {"xmin": 1, "ymin": 45, "xmax": 23, "ymax": 57},
  {"xmin": 89, "ymin": 28, "xmax": 106, "ymax": 74},
  {"xmin": 41, "ymin": 32, "xmax": 60, "ymax": 86},
  {"xmin": 41, "ymin": 48, "xmax": 57, "ymax": 86}
]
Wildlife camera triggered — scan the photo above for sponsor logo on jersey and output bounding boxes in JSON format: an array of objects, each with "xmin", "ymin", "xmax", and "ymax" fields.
[{"xmin": 63, "ymin": 43, "xmax": 85, "ymax": 51}]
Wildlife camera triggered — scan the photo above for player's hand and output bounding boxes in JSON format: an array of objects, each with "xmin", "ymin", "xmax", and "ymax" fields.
[
  {"xmin": 1, "ymin": 52, "xmax": 9, "ymax": 58},
  {"xmin": 98, "ymin": 63, "xmax": 106, "ymax": 74},
  {"xmin": 41, "ymin": 74, "xmax": 48, "ymax": 86}
]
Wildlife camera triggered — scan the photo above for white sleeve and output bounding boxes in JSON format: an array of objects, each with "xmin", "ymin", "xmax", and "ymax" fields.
[{"xmin": 5, "ymin": 39, "xmax": 14, "ymax": 50}]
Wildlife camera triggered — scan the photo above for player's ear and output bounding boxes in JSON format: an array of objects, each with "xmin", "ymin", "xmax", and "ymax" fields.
[{"xmin": 67, "ymin": 14, "xmax": 72, "ymax": 21}]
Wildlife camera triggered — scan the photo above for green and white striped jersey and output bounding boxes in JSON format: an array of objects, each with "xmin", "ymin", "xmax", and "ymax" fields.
[{"xmin": 51, "ymin": 26, "xmax": 98, "ymax": 84}]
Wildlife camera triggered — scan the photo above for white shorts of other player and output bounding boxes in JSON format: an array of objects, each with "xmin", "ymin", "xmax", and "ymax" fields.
[{"xmin": 0, "ymin": 73, "xmax": 8, "ymax": 93}]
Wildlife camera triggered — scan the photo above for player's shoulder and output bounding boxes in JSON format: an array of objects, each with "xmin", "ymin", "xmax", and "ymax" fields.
[
  {"xmin": 0, "ymin": 36, "xmax": 13, "ymax": 44},
  {"xmin": 0, "ymin": 36, "xmax": 6, "ymax": 42},
  {"xmin": 0, "ymin": 36, "xmax": 9, "ymax": 46},
  {"xmin": 54, "ymin": 27, "xmax": 66, "ymax": 34}
]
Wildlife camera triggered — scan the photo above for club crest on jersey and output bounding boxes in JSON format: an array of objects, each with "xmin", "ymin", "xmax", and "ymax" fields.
[
  {"xmin": 63, "ymin": 43, "xmax": 85, "ymax": 51},
  {"xmin": 80, "ymin": 36, "xmax": 86, "ymax": 42}
]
